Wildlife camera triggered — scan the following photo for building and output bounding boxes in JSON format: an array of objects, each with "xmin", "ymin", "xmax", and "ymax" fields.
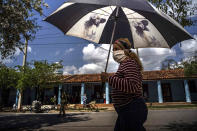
[
  {"xmin": 55, "ymin": 69, "xmax": 197, "ymax": 105},
  {"xmin": 0, "ymin": 69, "xmax": 197, "ymax": 107}
]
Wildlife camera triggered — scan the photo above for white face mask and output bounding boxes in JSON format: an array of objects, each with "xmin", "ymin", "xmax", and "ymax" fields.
[{"xmin": 113, "ymin": 50, "xmax": 127, "ymax": 63}]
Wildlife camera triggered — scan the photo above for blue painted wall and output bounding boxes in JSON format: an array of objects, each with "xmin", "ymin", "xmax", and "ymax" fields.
[
  {"xmin": 8, "ymin": 87, "xmax": 17, "ymax": 106},
  {"xmin": 1, "ymin": 79, "xmax": 197, "ymax": 106},
  {"xmin": 145, "ymin": 81, "xmax": 158, "ymax": 102},
  {"xmin": 161, "ymin": 80, "xmax": 185, "ymax": 102},
  {"xmin": 191, "ymin": 79, "xmax": 197, "ymax": 101},
  {"xmin": 22, "ymin": 88, "xmax": 36, "ymax": 105},
  {"xmin": 170, "ymin": 80, "xmax": 185, "ymax": 102}
]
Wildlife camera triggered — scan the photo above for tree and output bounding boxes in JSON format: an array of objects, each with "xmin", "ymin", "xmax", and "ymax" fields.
[
  {"xmin": 15, "ymin": 60, "xmax": 63, "ymax": 109},
  {"xmin": 0, "ymin": 65, "xmax": 19, "ymax": 89},
  {"xmin": 0, "ymin": 0, "xmax": 48, "ymax": 59},
  {"xmin": 161, "ymin": 58, "xmax": 179, "ymax": 70},
  {"xmin": 16, "ymin": 64, "xmax": 36, "ymax": 91},
  {"xmin": 32, "ymin": 60, "xmax": 63, "ymax": 101},
  {"xmin": 183, "ymin": 51, "xmax": 197, "ymax": 76},
  {"xmin": 0, "ymin": 65, "xmax": 19, "ymax": 106},
  {"xmin": 15, "ymin": 63, "xmax": 36, "ymax": 110},
  {"xmin": 148, "ymin": 0, "xmax": 197, "ymax": 27},
  {"xmin": 183, "ymin": 60, "xmax": 197, "ymax": 76}
]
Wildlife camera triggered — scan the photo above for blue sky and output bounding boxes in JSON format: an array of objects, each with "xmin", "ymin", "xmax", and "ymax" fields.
[{"xmin": 4, "ymin": 0, "xmax": 197, "ymax": 74}]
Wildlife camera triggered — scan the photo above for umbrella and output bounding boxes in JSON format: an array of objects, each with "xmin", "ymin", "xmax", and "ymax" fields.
[{"xmin": 44, "ymin": 0, "xmax": 193, "ymax": 72}]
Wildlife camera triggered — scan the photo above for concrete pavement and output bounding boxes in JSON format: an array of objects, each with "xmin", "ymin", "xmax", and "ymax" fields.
[{"xmin": 0, "ymin": 109, "xmax": 197, "ymax": 131}]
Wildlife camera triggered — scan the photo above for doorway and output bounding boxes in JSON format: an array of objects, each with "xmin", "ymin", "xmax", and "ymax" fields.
[{"xmin": 161, "ymin": 83, "xmax": 172, "ymax": 102}]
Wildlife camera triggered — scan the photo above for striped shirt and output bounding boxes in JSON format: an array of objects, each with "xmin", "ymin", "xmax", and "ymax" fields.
[{"xmin": 108, "ymin": 58, "xmax": 143, "ymax": 107}]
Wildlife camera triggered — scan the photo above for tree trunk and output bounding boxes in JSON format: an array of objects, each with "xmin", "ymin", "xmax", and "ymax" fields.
[{"xmin": 17, "ymin": 90, "xmax": 22, "ymax": 111}]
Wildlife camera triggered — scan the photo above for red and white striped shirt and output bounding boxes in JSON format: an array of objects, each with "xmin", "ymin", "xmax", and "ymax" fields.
[{"xmin": 108, "ymin": 58, "xmax": 143, "ymax": 107}]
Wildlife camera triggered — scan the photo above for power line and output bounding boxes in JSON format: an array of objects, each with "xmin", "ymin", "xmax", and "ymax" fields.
[
  {"xmin": 28, "ymin": 41, "xmax": 197, "ymax": 54},
  {"xmin": 28, "ymin": 46, "xmax": 196, "ymax": 57},
  {"xmin": 35, "ymin": 33, "xmax": 62, "ymax": 37},
  {"xmin": 35, "ymin": 36, "xmax": 65, "ymax": 39},
  {"xmin": 139, "ymin": 50, "xmax": 197, "ymax": 57},
  {"xmin": 29, "ymin": 42, "xmax": 89, "ymax": 45},
  {"xmin": 38, "ymin": 27, "xmax": 56, "ymax": 30},
  {"xmin": 20, "ymin": 50, "xmax": 196, "ymax": 67},
  {"xmin": 29, "ymin": 42, "xmax": 111, "ymax": 52}
]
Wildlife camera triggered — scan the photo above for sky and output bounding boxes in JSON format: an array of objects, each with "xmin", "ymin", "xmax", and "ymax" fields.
[{"xmin": 4, "ymin": 0, "xmax": 197, "ymax": 74}]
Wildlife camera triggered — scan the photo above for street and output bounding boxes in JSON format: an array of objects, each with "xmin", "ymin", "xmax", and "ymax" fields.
[{"xmin": 0, "ymin": 109, "xmax": 197, "ymax": 131}]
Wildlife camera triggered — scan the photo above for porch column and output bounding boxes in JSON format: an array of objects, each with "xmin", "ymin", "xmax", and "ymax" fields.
[
  {"xmin": 15, "ymin": 89, "xmax": 20, "ymax": 107},
  {"xmin": 184, "ymin": 80, "xmax": 191, "ymax": 103},
  {"xmin": 58, "ymin": 84, "xmax": 62, "ymax": 105},
  {"xmin": 105, "ymin": 82, "xmax": 110, "ymax": 104},
  {"xmin": 157, "ymin": 80, "xmax": 163, "ymax": 103},
  {"xmin": 81, "ymin": 83, "xmax": 85, "ymax": 104}
]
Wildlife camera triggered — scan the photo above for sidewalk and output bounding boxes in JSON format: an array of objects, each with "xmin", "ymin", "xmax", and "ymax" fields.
[{"xmin": 1, "ymin": 102, "xmax": 197, "ymax": 113}]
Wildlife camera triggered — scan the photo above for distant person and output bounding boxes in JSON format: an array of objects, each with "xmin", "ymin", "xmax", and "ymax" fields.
[
  {"xmin": 82, "ymin": 94, "xmax": 87, "ymax": 108},
  {"xmin": 59, "ymin": 92, "xmax": 67, "ymax": 117},
  {"xmin": 101, "ymin": 38, "xmax": 148, "ymax": 131},
  {"xmin": 103, "ymin": 93, "xmax": 106, "ymax": 103}
]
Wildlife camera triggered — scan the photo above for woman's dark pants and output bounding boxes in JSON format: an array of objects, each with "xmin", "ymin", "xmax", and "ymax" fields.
[{"xmin": 114, "ymin": 98, "xmax": 148, "ymax": 131}]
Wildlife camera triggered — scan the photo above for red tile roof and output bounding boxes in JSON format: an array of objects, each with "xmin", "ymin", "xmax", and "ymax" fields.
[{"xmin": 60, "ymin": 69, "xmax": 197, "ymax": 83}]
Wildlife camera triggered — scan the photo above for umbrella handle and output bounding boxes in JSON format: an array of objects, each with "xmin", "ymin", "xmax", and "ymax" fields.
[{"xmin": 104, "ymin": 7, "xmax": 120, "ymax": 73}]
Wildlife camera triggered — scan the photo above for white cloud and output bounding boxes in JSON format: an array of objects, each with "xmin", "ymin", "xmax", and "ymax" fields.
[
  {"xmin": 64, "ymin": 44, "xmax": 118, "ymax": 74},
  {"xmin": 138, "ymin": 48, "xmax": 176, "ymax": 70},
  {"xmin": 28, "ymin": 46, "xmax": 32, "ymax": 53},
  {"xmin": 80, "ymin": 44, "xmax": 118, "ymax": 74},
  {"xmin": 180, "ymin": 35, "xmax": 197, "ymax": 54},
  {"xmin": 65, "ymin": 48, "xmax": 74, "ymax": 55},
  {"xmin": 77, "ymin": 63, "xmax": 104, "ymax": 74},
  {"xmin": 55, "ymin": 50, "xmax": 60, "ymax": 56},
  {"xmin": 63, "ymin": 65, "xmax": 78, "ymax": 75},
  {"xmin": 192, "ymin": 0, "xmax": 197, "ymax": 9},
  {"xmin": 63, "ymin": 36, "xmax": 197, "ymax": 74},
  {"xmin": 138, "ymin": 35, "xmax": 197, "ymax": 71},
  {"xmin": 175, "ymin": 35, "xmax": 197, "ymax": 63}
]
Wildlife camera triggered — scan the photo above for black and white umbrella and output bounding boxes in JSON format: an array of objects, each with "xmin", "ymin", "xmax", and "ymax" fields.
[{"xmin": 45, "ymin": 0, "xmax": 193, "ymax": 71}]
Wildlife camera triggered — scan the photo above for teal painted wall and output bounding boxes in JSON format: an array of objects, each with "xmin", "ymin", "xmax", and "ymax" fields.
[
  {"xmin": 161, "ymin": 80, "xmax": 185, "ymax": 102},
  {"xmin": 191, "ymin": 79, "xmax": 197, "ymax": 101},
  {"xmin": 1, "ymin": 79, "xmax": 197, "ymax": 106},
  {"xmin": 145, "ymin": 81, "xmax": 158, "ymax": 102}
]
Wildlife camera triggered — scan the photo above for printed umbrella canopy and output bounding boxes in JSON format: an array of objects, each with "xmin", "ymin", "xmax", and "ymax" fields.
[{"xmin": 45, "ymin": 0, "xmax": 193, "ymax": 72}]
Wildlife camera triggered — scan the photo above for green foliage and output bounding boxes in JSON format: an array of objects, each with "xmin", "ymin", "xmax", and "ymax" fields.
[
  {"xmin": 184, "ymin": 61, "xmax": 197, "ymax": 76},
  {"xmin": 32, "ymin": 60, "xmax": 63, "ymax": 89},
  {"xmin": 182, "ymin": 51, "xmax": 197, "ymax": 76},
  {"xmin": 183, "ymin": 60, "xmax": 197, "ymax": 76},
  {"xmin": 0, "ymin": 65, "xmax": 19, "ymax": 88},
  {"xmin": 15, "ymin": 64, "xmax": 36, "ymax": 90},
  {"xmin": 50, "ymin": 96, "xmax": 56, "ymax": 105},
  {"xmin": 0, "ymin": 0, "xmax": 47, "ymax": 59},
  {"xmin": 15, "ymin": 60, "xmax": 63, "ymax": 91},
  {"xmin": 148, "ymin": 0, "xmax": 197, "ymax": 27}
]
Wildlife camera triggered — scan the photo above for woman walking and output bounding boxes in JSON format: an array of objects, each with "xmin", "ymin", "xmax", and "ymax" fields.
[{"xmin": 102, "ymin": 38, "xmax": 148, "ymax": 131}]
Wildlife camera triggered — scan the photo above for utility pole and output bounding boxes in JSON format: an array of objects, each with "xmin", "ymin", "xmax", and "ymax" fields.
[
  {"xmin": 136, "ymin": 48, "xmax": 139, "ymax": 57},
  {"xmin": 17, "ymin": 38, "xmax": 28, "ymax": 111}
]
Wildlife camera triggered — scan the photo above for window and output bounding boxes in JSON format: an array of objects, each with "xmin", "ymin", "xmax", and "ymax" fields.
[{"xmin": 188, "ymin": 80, "xmax": 197, "ymax": 93}]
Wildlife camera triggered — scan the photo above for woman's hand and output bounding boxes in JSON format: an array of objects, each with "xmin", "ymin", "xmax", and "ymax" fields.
[{"xmin": 101, "ymin": 72, "xmax": 108, "ymax": 82}]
